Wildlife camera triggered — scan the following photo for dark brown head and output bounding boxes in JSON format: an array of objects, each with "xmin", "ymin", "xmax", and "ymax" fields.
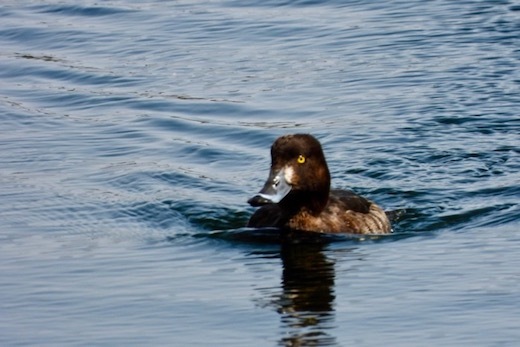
[{"xmin": 248, "ymin": 134, "xmax": 331, "ymax": 214}]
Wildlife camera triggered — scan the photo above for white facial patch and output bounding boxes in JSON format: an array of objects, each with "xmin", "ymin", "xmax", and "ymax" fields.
[{"xmin": 284, "ymin": 165, "xmax": 295, "ymax": 185}]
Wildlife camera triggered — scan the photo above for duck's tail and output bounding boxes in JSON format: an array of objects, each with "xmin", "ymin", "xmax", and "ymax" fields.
[{"xmin": 385, "ymin": 208, "xmax": 407, "ymax": 223}]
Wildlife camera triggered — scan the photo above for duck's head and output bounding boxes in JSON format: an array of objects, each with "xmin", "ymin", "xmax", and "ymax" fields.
[{"xmin": 248, "ymin": 134, "xmax": 331, "ymax": 212}]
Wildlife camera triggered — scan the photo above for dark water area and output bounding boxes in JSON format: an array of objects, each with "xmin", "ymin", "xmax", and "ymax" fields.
[{"xmin": 1, "ymin": 0, "xmax": 519, "ymax": 345}]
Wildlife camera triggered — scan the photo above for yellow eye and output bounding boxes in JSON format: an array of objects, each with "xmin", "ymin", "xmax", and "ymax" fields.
[{"xmin": 297, "ymin": 155, "xmax": 306, "ymax": 164}]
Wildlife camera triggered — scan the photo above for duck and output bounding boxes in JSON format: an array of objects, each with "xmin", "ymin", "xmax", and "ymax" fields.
[{"xmin": 247, "ymin": 134, "xmax": 391, "ymax": 234}]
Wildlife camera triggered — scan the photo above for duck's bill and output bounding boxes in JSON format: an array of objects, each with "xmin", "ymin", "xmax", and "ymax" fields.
[{"xmin": 248, "ymin": 168, "xmax": 292, "ymax": 207}]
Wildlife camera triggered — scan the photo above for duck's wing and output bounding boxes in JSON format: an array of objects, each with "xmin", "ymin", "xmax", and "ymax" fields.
[{"xmin": 330, "ymin": 189, "xmax": 372, "ymax": 214}]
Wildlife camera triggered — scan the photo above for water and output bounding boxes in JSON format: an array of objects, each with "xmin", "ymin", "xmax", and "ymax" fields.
[{"xmin": 0, "ymin": 0, "xmax": 519, "ymax": 345}]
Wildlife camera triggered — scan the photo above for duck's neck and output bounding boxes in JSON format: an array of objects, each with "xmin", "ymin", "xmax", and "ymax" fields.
[
  {"xmin": 281, "ymin": 188, "xmax": 330, "ymax": 217},
  {"xmin": 280, "ymin": 161, "xmax": 331, "ymax": 218}
]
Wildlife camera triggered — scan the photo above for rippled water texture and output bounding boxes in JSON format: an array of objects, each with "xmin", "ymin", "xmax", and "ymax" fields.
[{"xmin": 0, "ymin": 1, "xmax": 519, "ymax": 346}]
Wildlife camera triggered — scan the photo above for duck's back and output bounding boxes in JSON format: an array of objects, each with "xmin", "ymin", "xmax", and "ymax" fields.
[
  {"xmin": 333, "ymin": 189, "xmax": 391, "ymax": 234},
  {"xmin": 285, "ymin": 189, "xmax": 391, "ymax": 234}
]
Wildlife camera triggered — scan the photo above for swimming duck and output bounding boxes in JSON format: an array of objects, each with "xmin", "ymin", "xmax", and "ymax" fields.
[{"xmin": 247, "ymin": 134, "xmax": 391, "ymax": 234}]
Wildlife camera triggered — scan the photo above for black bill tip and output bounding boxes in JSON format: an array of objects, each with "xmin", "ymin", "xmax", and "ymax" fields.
[{"xmin": 247, "ymin": 195, "xmax": 273, "ymax": 207}]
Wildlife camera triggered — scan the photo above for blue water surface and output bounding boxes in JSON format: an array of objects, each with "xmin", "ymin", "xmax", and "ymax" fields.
[{"xmin": 0, "ymin": 0, "xmax": 519, "ymax": 346}]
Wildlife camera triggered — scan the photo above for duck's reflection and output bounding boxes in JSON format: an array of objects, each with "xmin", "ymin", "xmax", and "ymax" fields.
[{"xmin": 275, "ymin": 241, "xmax": 337, "ymax": 346}]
